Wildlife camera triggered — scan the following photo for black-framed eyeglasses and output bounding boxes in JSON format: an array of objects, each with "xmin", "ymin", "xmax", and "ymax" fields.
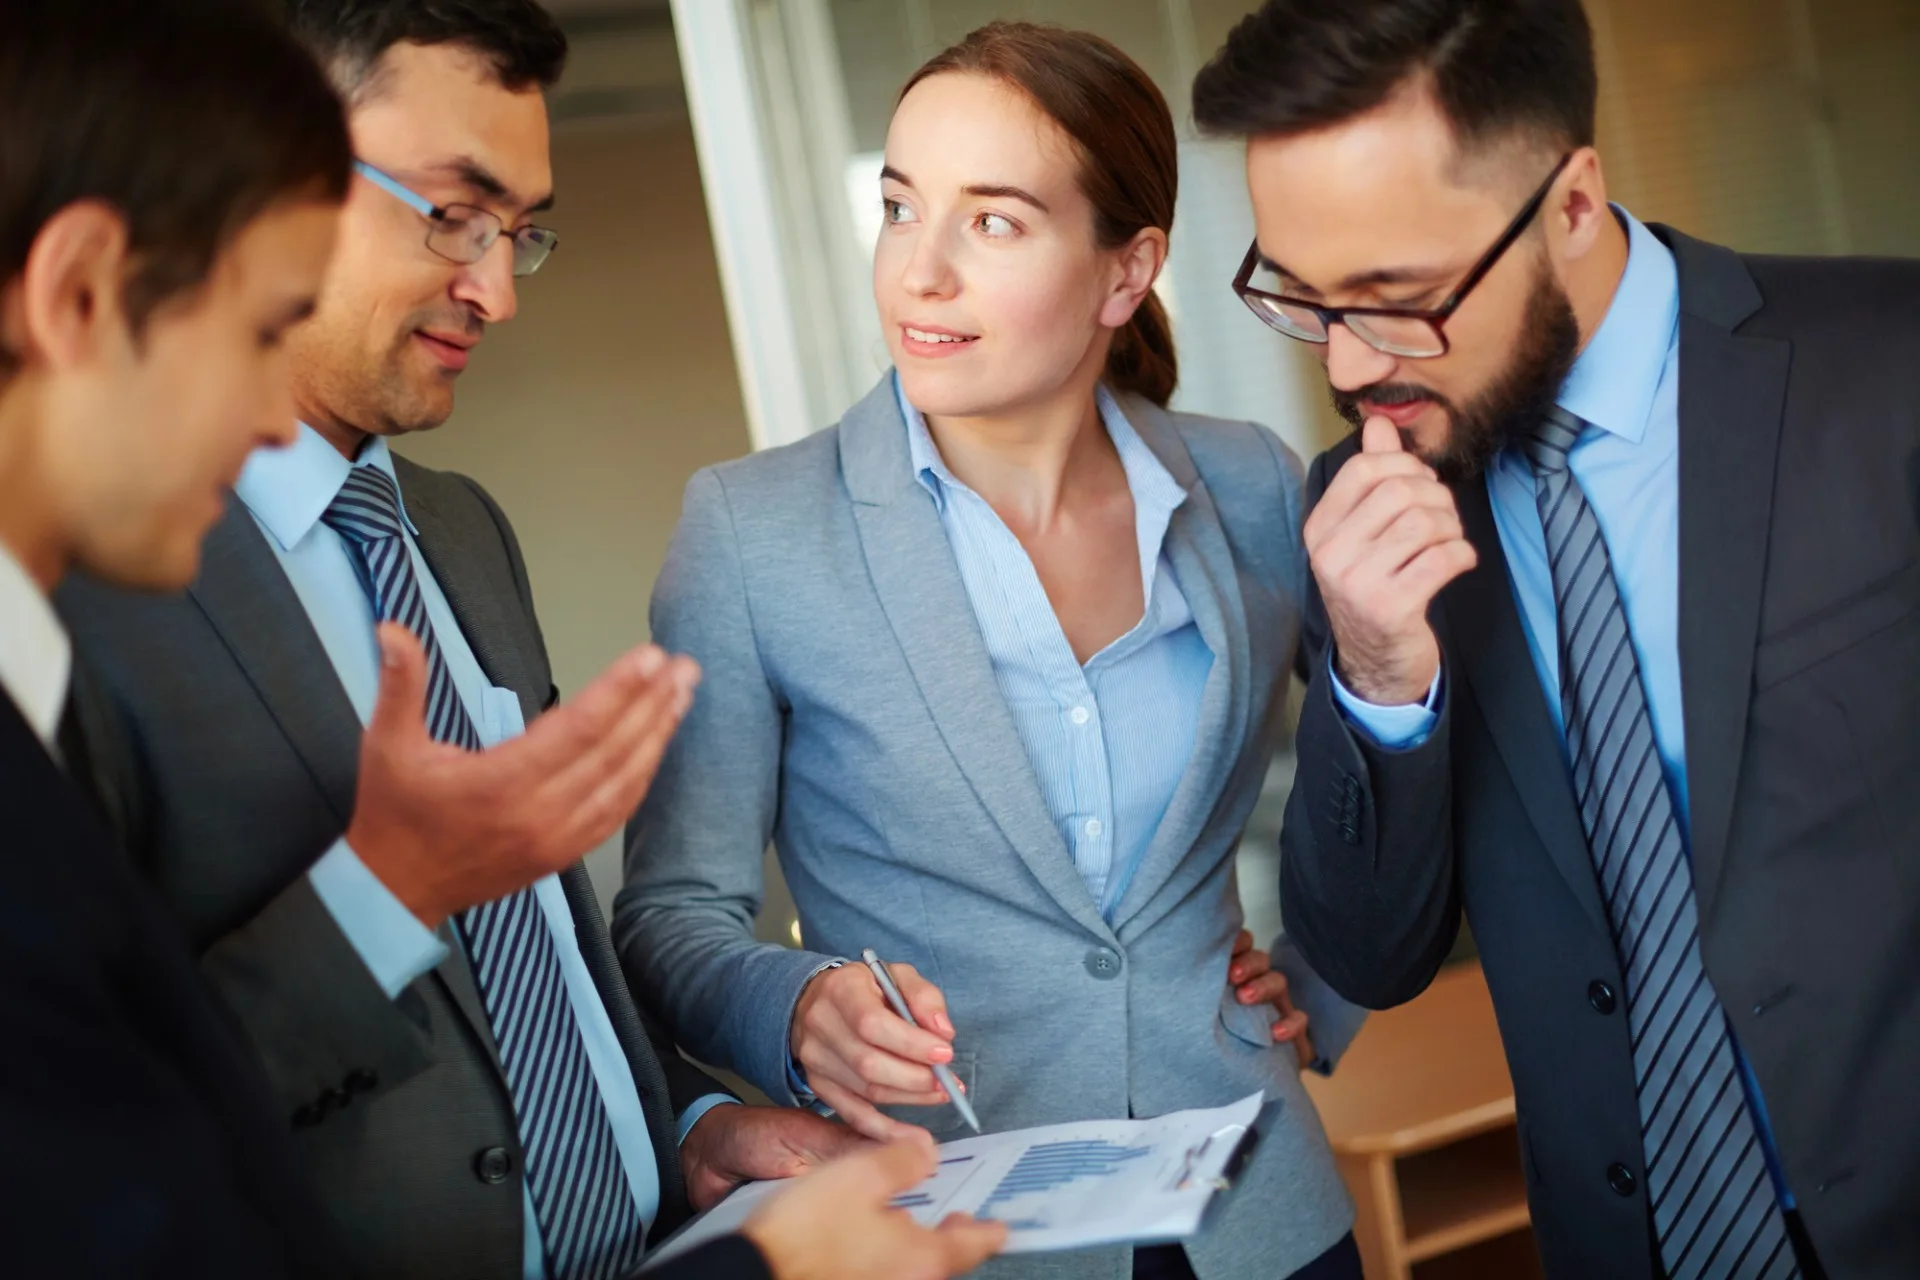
[
  {"xmin": 1232, "ymin": 152, "xmax": 1574, "ymax": 359},
  {"xmin": 354, "ymin": 160, "xmax": 559, "ymax": 278}
]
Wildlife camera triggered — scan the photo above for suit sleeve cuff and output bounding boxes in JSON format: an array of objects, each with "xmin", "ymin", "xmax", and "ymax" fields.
[
  {"xmin": 307, "ymin": 838, "xmax": 449, "ymax": 1000},
  {"xmin": 782, "ymin": 958, "xmax": 848, "ymax": 1104},
  {"xmin": 675, "ymin": 1094, "xmax": 740, "ymax": 1145},
  {"xmin": 1328, "ymin": 651, "xmax": 1442, "ymax": 750}
]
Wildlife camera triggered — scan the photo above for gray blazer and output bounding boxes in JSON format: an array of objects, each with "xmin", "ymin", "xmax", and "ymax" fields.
[
  {"xmin": 616, "ymin": 378, "xmax": 1355, "ymax": 1280},
  {"xmin": 55, "ymin": 457, "xmax": 724, "ymax": 1279}
]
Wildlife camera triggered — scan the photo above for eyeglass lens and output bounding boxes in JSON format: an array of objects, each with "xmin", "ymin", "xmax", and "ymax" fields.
[
  {"xmin": 1241, "ymin": 294, "xmax": 1445, "ymax": 358},
  {"xmin": 425, "ymin": 205, "xmax": 557, "ymax": 277}
]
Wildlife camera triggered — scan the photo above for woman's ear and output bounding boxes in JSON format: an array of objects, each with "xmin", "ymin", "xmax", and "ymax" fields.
[
  {"xmin": 17, "ymin": 200, "xmax": 132, "ymax": 372},
  {"xmin": 1099, "ymin": 226, "xmax": 1169, "ymax": 330}
]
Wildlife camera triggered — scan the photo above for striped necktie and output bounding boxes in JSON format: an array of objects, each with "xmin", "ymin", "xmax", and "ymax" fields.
[
  {"xmin": 323, "ymin": 466, "xmax": 647, "ymax": 1280},
  {"xmin": 1523, "ymin": 407, "xmax": 1796, "ymax": 1280}
]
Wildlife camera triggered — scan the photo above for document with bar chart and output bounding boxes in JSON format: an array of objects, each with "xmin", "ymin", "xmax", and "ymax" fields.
[
  {"xmin": 898, "ymin": 1091, "xmax": 1264, "ymax": 1253},
  {"xmin": 641, "ymin": 1091, "xmax": 1264, "ymax": 1269}
]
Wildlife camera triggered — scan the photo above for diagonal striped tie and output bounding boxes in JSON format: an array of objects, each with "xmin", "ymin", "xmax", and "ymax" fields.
[
  {"xmin": 324, "ymin": 466, "xmax": 647, "ymax": 1280},
  {"xmin": 1523, "ymin": 408, "xmax": 1796, "ymax": 1280}
]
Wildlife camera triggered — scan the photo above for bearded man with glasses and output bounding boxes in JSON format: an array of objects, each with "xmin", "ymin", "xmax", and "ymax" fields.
[{"xmin": 1195, "ymin": 2, "xmax": 1920, "ymax": 1279}]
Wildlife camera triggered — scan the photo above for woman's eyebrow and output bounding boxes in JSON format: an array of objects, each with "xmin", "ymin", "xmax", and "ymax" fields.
[
  {"xmin": 880, "ymin": 165, "xmax": 1049, "ymax": 213},
  {"xmin": 963, "ymin": 183, "xmax": 1049, "ymax": 213}
]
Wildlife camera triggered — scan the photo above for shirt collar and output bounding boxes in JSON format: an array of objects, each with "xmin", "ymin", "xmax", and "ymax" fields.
[
  {"xmin": 234, "ymin": 424, "xmax": 419, "ymax": 552},
  {"xmin": 1555, "ymin": 207, "xmax": 1679, "ymax": 444},
  {"xmin": 896, "ymin": 373, "xmax": 1188, "ymax": 517},
  {"xmin": 0, "ymin": 538, "xmax": 71, "ymax": 748},
  {"xmin": 896, "ymin": 374, "xmax": 1189, "ymax": 617}
]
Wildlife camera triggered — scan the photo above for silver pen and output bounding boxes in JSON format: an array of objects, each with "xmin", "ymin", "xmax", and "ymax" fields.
[{"xmin": 860, "ymin": 947, "xmax": 981, "ymax": 1133}]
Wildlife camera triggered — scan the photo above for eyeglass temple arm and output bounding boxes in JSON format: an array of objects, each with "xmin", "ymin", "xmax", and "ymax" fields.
[
  {"xmin": 352, "ymin": 160, "xmax": 441, "ymax": 219},
  {"xmin": 1433, "ymin": 152, "xmax": 1576, "ymax": 314}
]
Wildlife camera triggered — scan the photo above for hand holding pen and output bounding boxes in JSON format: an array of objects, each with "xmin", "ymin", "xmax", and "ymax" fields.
[{"xmin": 789, "ymin": 950, "xmax": 975, "ymax": 1142}]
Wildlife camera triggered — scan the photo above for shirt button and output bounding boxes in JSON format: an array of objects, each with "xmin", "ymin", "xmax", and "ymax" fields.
[
  {"xmin": 1084, "ymin": 818, "xmax": 1103, "ymax": 838},
  {"xmin": 1070, "ymin": 706, "xmax": 1091, "ymax": 725}
]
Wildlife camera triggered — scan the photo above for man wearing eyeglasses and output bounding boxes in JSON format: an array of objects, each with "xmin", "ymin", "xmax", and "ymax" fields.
[
  {"xmin": 1194, "ymin": 2, "xmax": 1918, "ymax": 1279},
  {"xmin": 49, "ymin": 3, "xmax": 1014, "ymax": 1280}
]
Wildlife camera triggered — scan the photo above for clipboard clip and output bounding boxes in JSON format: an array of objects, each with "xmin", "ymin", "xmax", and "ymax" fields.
[{"xmin": 1172, "ymin": 1122, "xmax": 1252, "ymax": 1192}]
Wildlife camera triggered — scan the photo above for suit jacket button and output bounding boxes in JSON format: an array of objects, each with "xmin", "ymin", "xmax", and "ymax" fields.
[
  {"xmin": 291, "ymin": 1103, "xmax": 323, "ymax": 1129},
  {"xmin": 344, "ymin": 1068, "xmax": 379, "ymax": 1095},
  {"xmin": 474, "ymin": 1147, "xmax": 514, "ymax": 1185},
  {"xmin": 1607, "ymin": 1162, "xmax": 1638, "ymax": 1197},
  {"xmin": 318, "ymin": 1087, "xmax": 350, "ymax": 1115},
  {"xmin": 1587, "ymin": 980, "xmax": 1617, "ymax": 1015},
  {"xmin": 1084, "ymin": 947, "xmax": 1122, "ymax": 980}
]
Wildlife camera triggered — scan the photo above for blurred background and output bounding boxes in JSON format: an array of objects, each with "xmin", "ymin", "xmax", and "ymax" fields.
[
  {"xmin": 396, "ymin": 0, "xmax": 1920, "ymax": 945},
  {"xmin": 388, "ymin": 4, "xmax": 1918, "ymax": 1273}
]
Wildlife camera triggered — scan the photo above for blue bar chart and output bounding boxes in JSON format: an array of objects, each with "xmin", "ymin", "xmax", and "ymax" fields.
[{"xmin": 980, "ymin": 1140, "xmax": 1156, "ymax": 1230}]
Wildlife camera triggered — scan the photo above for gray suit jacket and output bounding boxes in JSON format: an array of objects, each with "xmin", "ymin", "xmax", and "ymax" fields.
[
  {"xmin": 1282, "ymin": 228, "xmax": 1920, "ymax": 1277},
  {"xmin": 56, "ymin": 456, "xmax": 727, "ymax": 1280},
  {"xmin": 616, "ymin": 378, "xmax": 1355, "ymax": 1280}
]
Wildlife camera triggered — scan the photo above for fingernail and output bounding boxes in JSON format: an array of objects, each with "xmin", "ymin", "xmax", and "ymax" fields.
[
  {"xmin": 931, "ymin": 1046, "xmax": 952, "ymax": 1063},
  {"xmin": 379, "ymin": 634, "xmax": 399, "ymax": 668},
  {"xmin": 635, "ymin": 647, "xmax": 666, "ymax": 676}
]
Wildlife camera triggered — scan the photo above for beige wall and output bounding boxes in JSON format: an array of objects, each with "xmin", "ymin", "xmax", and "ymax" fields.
[{"xmin": 393, "ymin": 110, "xmax": 753, "ymax": 906}]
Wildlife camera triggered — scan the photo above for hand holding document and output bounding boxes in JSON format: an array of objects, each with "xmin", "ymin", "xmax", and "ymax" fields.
[{"xmin": 644, "ymin": 1092, "xmax": 1265, "ymax": 1269}]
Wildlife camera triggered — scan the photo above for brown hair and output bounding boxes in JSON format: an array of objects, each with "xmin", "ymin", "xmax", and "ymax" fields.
[
  {"xmin": 901, "ymin": 23, "xmax": 1179, "ymax": 407},
  {"xmin": 1, "ymin": 0, "xmax": 351, "ymax": 377}
]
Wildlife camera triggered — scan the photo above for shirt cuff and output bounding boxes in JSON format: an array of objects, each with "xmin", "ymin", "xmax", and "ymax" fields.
[
  {"xmin": 307, "ymin": 838, "xmax": 449, "ymax": 1000},
  {"xmin": 1328, "ymin": 651, "xmax": 1442, "ymax": 750},
  {"xmin": 676, "ymin": 1094, "xmax": 739, "ymax": 1144}
]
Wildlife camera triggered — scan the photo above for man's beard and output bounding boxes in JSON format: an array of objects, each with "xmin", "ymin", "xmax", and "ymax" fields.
[{"xmin": 1331, "ymin": 266, "xmax": 1581, "ymax": 484}]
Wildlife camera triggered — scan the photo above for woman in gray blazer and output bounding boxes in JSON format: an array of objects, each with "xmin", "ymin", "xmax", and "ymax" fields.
[{"xmin": 618, "ymin": 23, "xmax": 1359, "ymax": 1280}]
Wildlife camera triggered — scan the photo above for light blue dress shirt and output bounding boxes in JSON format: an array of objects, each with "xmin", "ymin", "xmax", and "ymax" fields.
[
  {"xmin": 1333, "ymin": 209, "xmax": 1793, "ymax": 1206},
  {"xmin": 897, "ymin": 377, "xmax": 1214, "ymax": 917},
  {"xmin": 234, "ymin": 426, "xmax": 729, "ymax": 1278}
]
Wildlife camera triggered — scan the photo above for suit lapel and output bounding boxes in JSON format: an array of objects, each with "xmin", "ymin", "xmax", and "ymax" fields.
[
  {"xmin": 189, "ymin": 502, "xmax": 362, "ymax": 824},
  {"xmin": 841, "ymin": 380, "xmax": 1118, "ymax": 943},
  {"xmin": 1659, "ymin": 227, "xmax": 1789, "ymax": 923},
  {"xmin": 1442, "ymin": 482, "xmax": 1611, "ymax": 935},
  {"xmin": 1110, "ymin": 406, "xmax": 1250, "ymax": 929}
]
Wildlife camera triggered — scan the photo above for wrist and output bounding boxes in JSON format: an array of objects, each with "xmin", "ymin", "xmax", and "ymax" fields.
[
  {"xmin": 740, "ymin": 1222, "xmax": 799, "ymax": 1280},
  {"xmin": 789, "ymin": 962, "xmax": 841, "ymax": 1058},
  {"xmin": 1332, "ymin": 639, "xmax": 1438, "ymax": 706},
  {"xmin": 343, "ymin": 822, "xmax": 446, "ymax": 932}
]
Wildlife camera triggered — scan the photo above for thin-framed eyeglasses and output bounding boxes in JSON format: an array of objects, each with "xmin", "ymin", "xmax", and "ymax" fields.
[
  {"xmin": 353, "ymin": 160, "xmax": 559, "ymax": 278},
  {"xmin": 1231, "ymin": 152, "xmax": 1574, "ymax": 359}
]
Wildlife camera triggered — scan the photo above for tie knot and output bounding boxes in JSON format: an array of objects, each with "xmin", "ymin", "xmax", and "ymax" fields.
[
  {"xmin": 323, "ymin": 466, "xmax": 407, "ymax": 544},
  {"xmin": 1521, "ymin": 405, "xmax": 1585, "ymax": 476}
]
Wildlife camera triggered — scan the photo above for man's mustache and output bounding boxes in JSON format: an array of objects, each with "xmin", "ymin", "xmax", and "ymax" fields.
[{"xmin": 1330, "ymin": 381, "xmax": 1456, "ymax": 426}]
